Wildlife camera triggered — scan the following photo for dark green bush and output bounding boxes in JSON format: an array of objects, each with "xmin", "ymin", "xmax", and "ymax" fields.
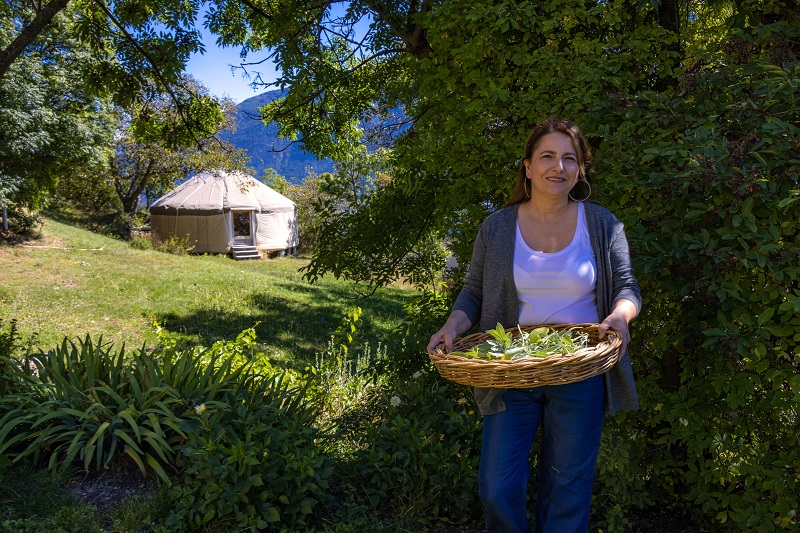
[
  {"xmin": 0, "ymin": 331, "xmax": 266, "ymax": 482},
  {"xmin": 166, "ymin": 376, "xmax": 334, "ymax": 531},
  {"xmin": 0, "ymin": 318, "xmax": 36, "ymax": 398},
  {"xmin": 129, "ymin": 235, "xmax": 152, "ymax": 250},
  {"xmin": 586, "ymin": 20, "xmax": 800, "ymax": 532},
  {"xmin": 351, "ymin": 371, "xmax": 483, "ymax": 526}
]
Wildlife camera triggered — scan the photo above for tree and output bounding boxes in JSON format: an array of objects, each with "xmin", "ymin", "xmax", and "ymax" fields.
[
  {"xmin": 55, "ymin": 77, "xmax": 251, "ymax": 230},
  {"xmin": 260, "ymin": 168, "xmax": 289, "ymax": 194},
  {"xmin": 0, "ymin": 5, "xmax": 115, "ymax": 221},
  {"xmin": 207, "ymin": 1, "xmax": 800, "ymax": 530},
  {"xmin": 0, "ymin": 0, "xmax": 203, "ymax": 103},
  {"xmin": 1, "ymin": 0, "xmax": 237, "ymax": 234},
  {"xmin": 1, "ymin": 0, "xmax": 233, "ymax": 230},
  {"xmin": 283, "ymin": 147, "xmax": 392, "ymax": 257},
  {"xmin": 213, "ymin": 0, "xmax": 679, "ymax": 285},
  {"xmin": 110, "ymin": 79, "xmax": 251, "ymax": 217}
]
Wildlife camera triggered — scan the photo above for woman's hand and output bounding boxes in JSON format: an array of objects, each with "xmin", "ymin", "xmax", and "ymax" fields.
[
  {"xmin": 598, "ymin": 299, "xmax": 638, "ymax": 361},
  {"xmin": 426, "ymin": 311, "xmax": 472, "ymax": 354}
]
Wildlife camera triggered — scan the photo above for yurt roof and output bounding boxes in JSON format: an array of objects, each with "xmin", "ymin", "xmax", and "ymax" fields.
[{"xmin": 150, "ymin": 170, "xmax": 295, "ymax": 215}]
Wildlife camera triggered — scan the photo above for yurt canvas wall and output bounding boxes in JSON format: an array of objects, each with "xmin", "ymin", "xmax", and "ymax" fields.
[{"xmin": 150, "ymin": 171, "xmax": 298, "ymax": 254}]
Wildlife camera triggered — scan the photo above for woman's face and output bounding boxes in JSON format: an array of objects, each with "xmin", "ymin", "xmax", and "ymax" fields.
[{"xmin": 523, "ymin": 132, "xmax": 581, "ymax": 201}]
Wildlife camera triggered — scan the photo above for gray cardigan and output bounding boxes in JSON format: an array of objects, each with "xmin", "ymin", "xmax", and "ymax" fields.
[{"xmin": 452, "ymin": 202, "xmax": 642, "ymax": 416}]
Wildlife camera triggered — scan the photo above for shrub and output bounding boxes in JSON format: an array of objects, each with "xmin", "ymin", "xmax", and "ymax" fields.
[
  {"xmin": 0, "ymin": 318, "xmax": 37, "ymax": 397},
  {"xmin": 2, "ymin": 204, "xmax": 42, "ymax": 236},
  {"xmin": 165, "ymin": 375, "xmax": 334, "ymax": 531},
  {"xmin": 151, "ymin": 234, "xmax": 196, "ymax": 255},
  {"xmin": 129, "ymin": 235, "xmax": 152, "ymax": 250},
  {"xmin": 0, "ymin": 330, "xmax": 265, "ymax": 482},
  {"xmin": 349, "ymin": 370, "xmax": 483, "ymax": 526},
  {"xmin": 0, "ymin": 336, "xmax": 188, "ymax": 481},
  {"xmin": 588, "ymin": 22, "xmax": 800, "ymax": 532}
]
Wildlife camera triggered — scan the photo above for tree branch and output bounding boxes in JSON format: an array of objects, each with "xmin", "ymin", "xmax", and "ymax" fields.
[
  {"xmin": 0, "ymin": 0, "xmax": 71, "ymax": 79},
  {"xmin": 90, "ymin": 0, "xmax": 208, "ymax": 148}
]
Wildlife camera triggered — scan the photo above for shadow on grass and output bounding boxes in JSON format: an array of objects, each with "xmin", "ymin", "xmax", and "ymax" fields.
[{"xmin": 153, "ymin": 280, "xmax": 414, "ymax": 372}]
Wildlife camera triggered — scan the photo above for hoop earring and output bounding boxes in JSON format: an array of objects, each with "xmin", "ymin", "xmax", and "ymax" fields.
[
  {"xmin": 568, "ymin": 179, "xmax": 591, "ymax": 202},
  {"xmin": 524, "ymin": 178, "xmax": 530, "ymax": 198}
]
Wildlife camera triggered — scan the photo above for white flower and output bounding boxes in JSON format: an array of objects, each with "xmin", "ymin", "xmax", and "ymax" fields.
[
  {"xmin": 390, "ymin": 395, "xmax": 402, "ymax": 407},
  {"xmin": 457, "ymin": 398, "xmax": 468, "ymax": 405},
  {"xmin": 412, "ymin": 371, "xmax": 422, "ymax": 379},
  {"xmin": 194, "ymin": 403, "xmax": 207, "ymax": 415}
]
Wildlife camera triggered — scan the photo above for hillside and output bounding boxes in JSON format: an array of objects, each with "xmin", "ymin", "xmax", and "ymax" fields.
[
  {"xmin": 221, "ymin": 90, "xmax": 335, "ymax": 182},
  {"xmin": 0, "ymin": 216, "xmax": 411, "ymax": 358}
]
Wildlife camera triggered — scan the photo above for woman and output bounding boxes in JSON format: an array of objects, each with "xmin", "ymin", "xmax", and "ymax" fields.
[{"xmin": 427, "ymin": 117, "xmax": 641, "ymax": 533}]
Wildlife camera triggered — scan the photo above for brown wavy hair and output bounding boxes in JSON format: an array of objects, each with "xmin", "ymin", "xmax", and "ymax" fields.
[{"xmin": 507, "ymin": 117, "xmax": 594, "ymax": 206}]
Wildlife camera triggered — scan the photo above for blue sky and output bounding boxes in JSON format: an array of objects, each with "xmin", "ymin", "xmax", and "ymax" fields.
[
  {"xmin": 185, "ymin": 25, "xmax": 279, "ymax": 103},
  {"xmin": 186, "ymin": 4, "xmax": 366, "ymax": 104}
]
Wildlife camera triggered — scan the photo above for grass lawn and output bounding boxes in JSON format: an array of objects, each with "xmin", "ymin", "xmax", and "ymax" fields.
[{"xmin": 0, "ymin": 215, "xmax": 415, "ymax": 370}]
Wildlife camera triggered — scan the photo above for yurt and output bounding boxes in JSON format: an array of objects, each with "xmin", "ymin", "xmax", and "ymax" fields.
[{"xmin": 150, "ymin": 170, "xmax": 298, "ymax": 256}]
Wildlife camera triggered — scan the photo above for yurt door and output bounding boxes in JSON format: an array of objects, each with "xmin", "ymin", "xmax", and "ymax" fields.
[{"xmin": 232, "ymin": 210, "xmax": 254, "ymax": 245}]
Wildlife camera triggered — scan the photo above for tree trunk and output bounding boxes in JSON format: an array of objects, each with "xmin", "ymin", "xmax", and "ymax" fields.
[
  {"xmin": 654, "ymin": 0, "xmax": 682, "ymax": 91},
  {"xmin": 0, "ymin": 0, "xmax": 72, "ymax": 79}
]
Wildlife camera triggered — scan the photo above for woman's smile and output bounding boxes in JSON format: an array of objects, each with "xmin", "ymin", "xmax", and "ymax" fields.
[{"xmin": 523, "ymin": 131, "xmax": 580, "ymax": 199}]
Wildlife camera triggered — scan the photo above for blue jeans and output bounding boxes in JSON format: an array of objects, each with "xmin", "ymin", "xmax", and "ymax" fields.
[{"xmin": 478, "ymin": 375, "xmax": 605, "ymax": 533}]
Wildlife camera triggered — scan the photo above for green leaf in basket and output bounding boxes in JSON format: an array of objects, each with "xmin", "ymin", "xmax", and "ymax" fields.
[
  {"xmin": 486, "ymin": 323, "xmax": 513, "ymax": 350},
  {"xmin": 527, "ymin": 327, "xmax": 550, "ymax": 342},
  {"xmin": 478, "ymin": 323, "xmax": 590, "ymax": 360}
]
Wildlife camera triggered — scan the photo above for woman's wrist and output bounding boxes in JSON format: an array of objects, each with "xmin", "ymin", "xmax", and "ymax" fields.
[{"xmin": 610, "ymin": 299, "xmax": 638, "ymax": 324}]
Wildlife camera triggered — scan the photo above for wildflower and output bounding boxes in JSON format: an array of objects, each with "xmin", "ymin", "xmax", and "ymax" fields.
[
  {"xmin": 390, "ymin": 395, "xmax": 402, "ymax": 407},
  {"xmin": 194, "ymin": 403, "xmax": 207, "ymax": 415},
  {"xmin": 412, "ymin": 371, "xmax": 422, "ymax": 379},
  {"xmin": 457, "ymin": 398, "xmax": 468, "ymax": 405}
]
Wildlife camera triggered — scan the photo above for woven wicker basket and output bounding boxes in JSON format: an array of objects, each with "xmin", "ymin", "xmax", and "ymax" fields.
[{"xmin": 429, "ymin": 323, "xmax": 622, "ymax": 388}]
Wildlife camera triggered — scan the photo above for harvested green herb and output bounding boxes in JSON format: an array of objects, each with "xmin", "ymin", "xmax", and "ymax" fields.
[{"xmin": 450, "ymin": 323, "xmax": 590, "ymax": 361}]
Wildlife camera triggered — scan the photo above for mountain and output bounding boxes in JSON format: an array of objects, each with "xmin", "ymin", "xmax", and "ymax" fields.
[{"xmin": 222, "ymin": 90, "xmax": 335, "ymax": 182}]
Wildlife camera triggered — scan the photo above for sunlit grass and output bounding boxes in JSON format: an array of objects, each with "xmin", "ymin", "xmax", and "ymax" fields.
[{"xmin": 0, "ymin": 216, "xmax": 414, "ymax": 367}]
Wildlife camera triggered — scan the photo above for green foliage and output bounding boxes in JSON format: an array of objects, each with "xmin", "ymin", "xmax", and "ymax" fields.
[
  {"xmin": 244, "ymin": 0, "xmax": 681, "ymax": 290},
  {"xmin": 260, "ymin": 168, "xmax": 289, "ymax": 194},
  {"xmin": 129, "ymin": 235, "xmax": 152, "ymax": 250},
  {"xmin": 0, "ymin": 204, "xmax": 43, "ymax": 235},
  {"xmin": 166, "ymin": 375, "xmax": 334, "ymax": 531},
  {"xmin": 0, "ymin": 328, "xmax": 273, "ymax": 483},
  {"xmin": 0, "ymin": 318, "xmax": 32, "ymax": 360},
  {"xmin": 0, "ymin": 318, "xmax": 37, "ymax": 400},
  {"xmin": 0, "ymin": 337, "xmax": 186, "ymax": 482},
  {"xmin": 0, "ymin": 462, "xmax": 101, "ymax": 532},
  {"xmin": 0, "ymin": 3, "xmax": 115, "ymax": 213},
  {"xmin": 303, "ymin": 497, "xmax": 384, "ymax": 533},
  {"xmin": 150, "ymin": 233, "xmax": 196, "ymax": 255},
  {"xmin": 1, "ymin": 512, "xmax": 99, "ymax": 533},
  {"xmin": 587, "ymin": 14, "xmax": 800, "ymax": 532},
  {"xmin": 111, "ymin": 82, "xmax": 252, "ymax": 216},
  {"xmin": 307, "ymin": 306, "xmax": 391, "ymax": 437},
  {"xmin": 285, "ymin": 148, "xmax": 392, "ymax": 257},
  {"xmin": 350, "ymin": 371, "xmax": 483, "ymax": 526},
  {"xmin": 283, "ymin": 171, "xmax": 335, "ymax": 254},
  {"xmin": 111, "ymin": 484, "xmax": 172, "ymax": 533}
]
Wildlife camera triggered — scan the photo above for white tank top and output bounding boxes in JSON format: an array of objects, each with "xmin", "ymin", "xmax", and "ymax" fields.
[{"xmin": 513, "ymin": 202, "xmax": 599, "ymax": 326}]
